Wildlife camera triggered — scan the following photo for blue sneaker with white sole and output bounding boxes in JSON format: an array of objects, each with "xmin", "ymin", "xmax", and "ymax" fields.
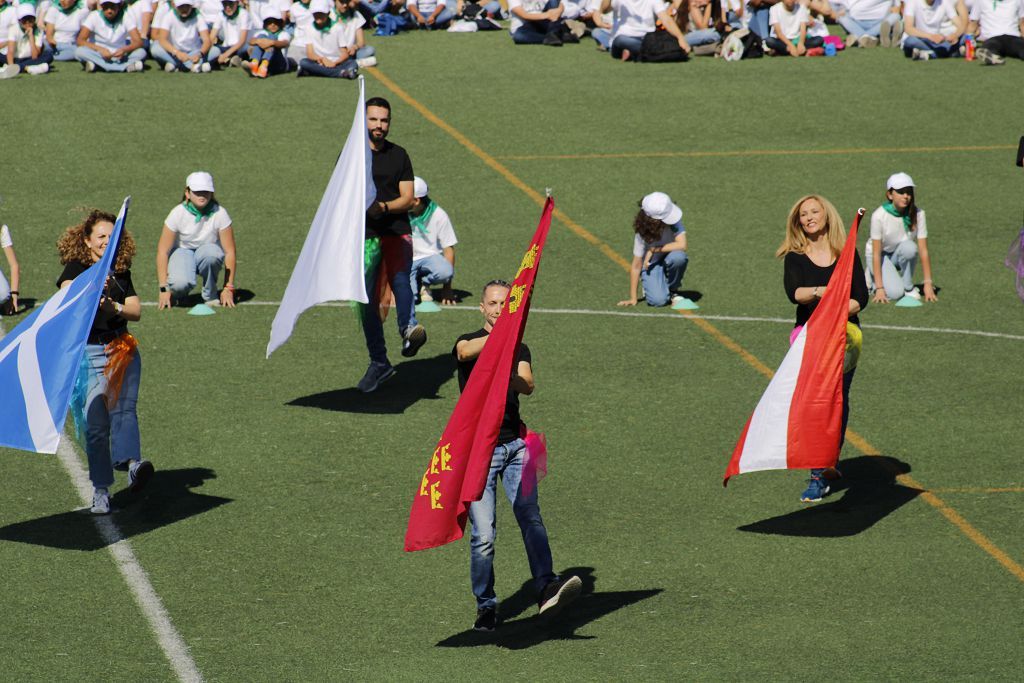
[{"xmin": 800, "ymin": 469, "xmax": 830, "ymax": 503}]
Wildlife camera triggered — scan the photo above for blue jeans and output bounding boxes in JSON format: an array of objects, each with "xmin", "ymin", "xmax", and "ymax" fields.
[
  {"xmin": 749, "ymin": 6, "xmax": 770, "ymax": 37},
  {"xmin": 167, "ymin": 243, "xmax": 224, "ymax": 302},
  {"xmin": 480, "ymin": 0, "xmax": 501, "ymax": 16},
  {"xmin": 838, "ymin": 15, "xmax": 883, "ymax": 38},
  {"xmin": 361, "ymin": 235, "xmax": 417, "ymax": 365},
  {"xmin": 359, "ymin": 0, "xmax": 391, "ymax": 15},
  {"xmin": 249, "ymin": 45, "xmax": 289, "ymax": 73},
  {"xmin": 641, "ymin": 250, "xmax": 688, "ymax": 306},
  {"xmin": 82, "ymin": 343, "xmax": 142, "ymax": 489},
  {"xmin": 53, "ymin": 42, "xmax": 78, "ymax": 61},
  {"xmin": 869, "ymin": 240, "xmax": 918, "ymax": 299},
  {"xmin": 151, "ymin": 42, "xmax": 206, "ymax": 70},
  {"xmin": 298, "ymin": 56, "xmax": 357, "ymax": 77},
  {"xmin": 74, "ymin": 45, "xmax": 147, "ymax": 71},
  {"xmin": 413, "ymin": 6, "xmax": 455, "ymax": 28},
  {"xmin": 610, "ymin": 33, "xmax": 643, "ymax": 59},
  {"xmin": 512, "ymin": 0, "xmax": 562, "ymax": 44},
  {"xmin": 410, "ymin": 253, "xmax": 454, "ymax": 292},
  {"xmin": 902, "ymin": 35, "xmax": 958, "ymax": 58},
  {"xmin": 592, "ymin": 27, "xmax": 611, "ymax": 49},
  {"xmin": 469, "ymin": 438, "xmax": 557, "ymax": 609},
  {"xmin": 15, "ymin": 46, "xmax": 54, "ymax": 68},
  {"xmin": 356, "ymin": 45, "xmax": 375, "ymax": 59},
  {"xmin": 686, "ymin": 28, "xmax": 720, "ymax": 46}
]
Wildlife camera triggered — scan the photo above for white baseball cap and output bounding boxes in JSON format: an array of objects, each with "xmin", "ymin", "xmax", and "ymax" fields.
[
  {"xmin": 16, "ymin": 4, "xmax": 36, "ymax": 18},
  {"xmin": 413, "ymin": 176, "xmax": 428, "ymax": 199},
  {"xmin": 309, "ymin": 0, "xmax": 330, "ymax": 13},
  {"xmin": 886, "ymin": 172, "xmax": 915, "ymax": 191},
  {"xmin": 186, "ymin": 171, "xmax": 215, "ymax": 193},
  {"xmin": 641, "ymin": 192, "xmax": 682, "ymax": 225},
  {"xmin": 98, "ymin": 0, "xmax": 123, "ymax": 5},
  {"xmin": 262, "ymin": 7, "xmax": 283, "ymax": 20},
  {"xmin": 173, "ymin": 0, "xmax": 194, "ymax": 7}
]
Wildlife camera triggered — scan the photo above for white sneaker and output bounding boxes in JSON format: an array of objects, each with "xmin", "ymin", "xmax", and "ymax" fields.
[
  {"xmin": 164, "ymin": 62, "xmax": 177, "ymax": 72},
  {"xmin": 229, "ymin": 55, "xmax": 242, "ymax": 67},
  {"xmin": 356, "ymin": 56, "xmax": 377, "ymax": 68},
  {"xmin": 25, "ymin": 63, "xmax": 50, "ymax": 75},
  {"xmin": 200, "ymin": 62, "xmax": 211, "ymax": 73},
  {"xmin": 911, "ymin": 48, "xmax": 931, "ymax": 61},
  {"xmin": 0, "ymin": 64, "xmax": 21, "ymax": 79},
  {"xmin": 858, "ymin": 35, "xmax": 879, "ymax": 48},
  {"xmin": 903, "ymin": 288, "xmax": 922, "ymax": 300},
  {"xmin": 91, "ymin": 488, "xmax": 111, "ymax": 515},
  {"xmin": 419, "ymin": 285, "xmax": 434, "ymax": 303},
  {"xmin": 127, "ymin": 60, "xmax": 143, "ymax": 72},
  {"xmin": 84, "ymin": 60, "xmax": 96, "ymax": 72}
]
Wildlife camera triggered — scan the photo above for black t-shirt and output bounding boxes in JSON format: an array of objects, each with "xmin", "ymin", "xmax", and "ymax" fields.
[
  {"xmin": 56, "ymin": 261, "xmax": 136, "ymax": 339},
  {"xmin": 453, "ymin": 329, "xmax": 532, "ymax": 445},
  {"xmin": 366, "ymin": 140, "xmax": 414, "ymax": 238},
  {"xmin": 783, "ymin": 250, "xmax": 869, "ymax": 328}
]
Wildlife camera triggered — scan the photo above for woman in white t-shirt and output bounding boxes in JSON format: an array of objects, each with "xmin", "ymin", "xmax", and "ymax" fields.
[
  {"xmin": 0, "ymin": 224, "xmax": 21, "ymax": 315},
  {"xmin": 335, "ymin": 0, "xmax": 374, "ymax": 65},
  {"xmin": 600, "ymin": 0, "xmax": 691, "ymax": 59},
  {"xmin": 151, "ymin": 0, "xmax": 214, "ymax": 72},
  {"xmin": 156, "ymin": 171, "xmax": 238, "ymax": 308},
  {"xmin": 207, "ymin": 0, "xmax": 249, "ymax": 66},
  {"xmin": 44, "ymin": 0, "xmax": 90, "ymax": 60},
  {"xmin": 617, "ymin": 192, "xmax": 690, "ymax": 307},
  {"xmin": 867, "ymin": 172, "xmax": 937, "ymax": 303},
  {"xmin": 3, "ymin": 5, "xmax": 54, "ymax": 75},
  {"xmin": 296, "ymin": 0, "xmax": 357, "ymax": 77},
  {"xmin": 837, "ymin": 0, "xmax": 901, "ymax": 47},
  {"xmin": 765, "ymin": 0, "xmax": 824, "ymax": 53},
  {"xmin": 900, "ymin": 0, "xmax": 963, "ymax": 58},
  {"xmin": 74, "ymin": 0, "xmax": 146, "ymax": 72}
]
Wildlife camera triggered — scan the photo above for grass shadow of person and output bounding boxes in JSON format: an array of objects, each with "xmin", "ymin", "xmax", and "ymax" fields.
[
  {"xmin": 286, "ymin": 352, "xmax": 455, "ymax": 414},
  {"xmin": 677, "ymin": 290, "xmax": 703, "ymax": 302},
  {"xmin": 0, "ymin": 467, "xmax": 230, "ymax": 551},
  {"xmin": 738, "ymin": 455, "xmax": 920, "ymax": 538},
  {"xmin": 436, "ymin": 566, "xmax": 663, "ymax": 650}
]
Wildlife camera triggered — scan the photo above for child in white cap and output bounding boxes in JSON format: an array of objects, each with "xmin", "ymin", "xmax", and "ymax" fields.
[
  {"xmin": 1, "ymin": 4, "xmax": 54, "ymax": 76},
  {"xmin": 206, "ymin": 0, "xmax": 250, "ymax": 67},
  {"xmin": 617, "ymin": 192, "xmax": 690, "ymax": 307},
  {"xmin": 151, "ymin": 0, "xmax": 214, "ymax": 72},
  {"xmin": 409, "ymin": 176, "xmax": 459, "ymax": 305},
  {"xmin": 74, "ymin": 0, "xmax": 146, "ymax": 72},
  {"xmin": 867, "ymin": 172, "xmax": 937, "ymax": 303},
  {"xmin": 243, "ymin": 6, "xmax": 290, "ymax": 76},
  {"xmin": 0, "ymin": 223, "xmax": 21, "ymax": 315},
  {"xmin": 44, "ymin": 0, "xmax": 91, "ymax": 62},
  {"xmin": 156, "ymin": 171, "xmax": 239, "ymax": 308},
  {"xmin": 296, "ymin": 0, "xmax": 357, "ymax": 78}
]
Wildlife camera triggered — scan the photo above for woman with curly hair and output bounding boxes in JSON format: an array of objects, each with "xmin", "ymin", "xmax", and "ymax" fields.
[
  {"xmin": 778, "ymin": 194, "xmax": 869, "ymax": 502},
  {"xmin": 57, "ymin": 209, "xmax": 153, "ymax": 515},
  {"xmin": 617, "ymin": 191, "xmax": 689, "ymax": 307}
]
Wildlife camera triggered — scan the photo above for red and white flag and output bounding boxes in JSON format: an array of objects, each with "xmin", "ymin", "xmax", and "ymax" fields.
[{"xmin": 724, "ymin": 209, "xmax": 863, "ymax": 485}]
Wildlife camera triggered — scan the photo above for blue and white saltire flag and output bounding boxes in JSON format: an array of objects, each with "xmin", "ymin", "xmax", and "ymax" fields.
[
  {"xmin": 0, "ymin": 197, "xmax": 130, "ymax": 454},
  {"xmin": 266, "ymin": 75, "xmax": 376, "ymax": 358}
]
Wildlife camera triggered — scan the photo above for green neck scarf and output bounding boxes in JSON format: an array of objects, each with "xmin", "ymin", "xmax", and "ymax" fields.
[
  {"xmin": 184, "ymin": 200, "xmax": 216, "ymax": 222},
  {"xmin": 100, "ymin": 8, "xmax": 124, "ymax": 28},
  {"xmin": 314, "ymin": 16, "xmax": 335, "ymax": 33},
  {"xmin": 173, "ymin": 5, "xmax": 195, "ymax": 21},
  {"xmin": 409, "ymin": 200, "xmax": 437, "ymax": 237},
  {"xmin": 58, "ymin": 0, "xmax": 83, "ymax": 14},
  {"xmin": 881, "ymin": 201, "xmax": 912, "ymax": 230}
]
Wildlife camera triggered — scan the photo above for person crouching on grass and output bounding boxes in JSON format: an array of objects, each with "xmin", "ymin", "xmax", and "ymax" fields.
[
  {"xmin": 455, "ymin": 280, "xmax": 582, "ymax": 632},
  {"xmin": 57, "ymin": 210, "xmax": 154, "ymax": 515},
  {"xmin": 866, "ymin": 172, "xmax": 937, "ymax": 303},
  {"xmin": 617, "ymin": 192, "xmax": 689, "ymax": 307},
  {"xmin": 409, "ymin": 176, "xmax": 458, "ymax": 306},
  {"xmin": 296, "ymin": 0, "xmax": 357, "ymax": 78}
]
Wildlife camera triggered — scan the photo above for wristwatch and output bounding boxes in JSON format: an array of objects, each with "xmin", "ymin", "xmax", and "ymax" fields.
[{"xmin": 159, "ymin": 285, "xmax": 168, "ymax": 293}]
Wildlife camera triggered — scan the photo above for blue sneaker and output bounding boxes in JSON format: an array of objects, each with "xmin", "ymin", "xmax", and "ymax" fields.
[
  {"xmin": 800, "ymin": 471, "xmax": 830, "ymax": 503},
  {"xmin": 357, "ymin": 362, "xmax": 395, "ymax": 393}
]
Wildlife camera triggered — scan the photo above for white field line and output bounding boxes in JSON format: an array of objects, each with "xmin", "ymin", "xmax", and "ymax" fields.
[
  {"xmin": 141, "ymin": 301, "xmax": 1024, "ymax": 342},
  {"xmin": 0, "ymin": 322, "xmax": 202, "ymax": 683}
]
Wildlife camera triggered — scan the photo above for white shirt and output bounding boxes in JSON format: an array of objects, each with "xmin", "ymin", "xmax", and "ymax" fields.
[
  {"xmin": 247, "ymin": 0, "xmax": 290, "ymax": 28},
  {"xmin": 632, "ymin": 222, "xmax": 685, "ymax": 261},
  {"xmin": 411, "ymin": 204, "xmax": 458, "ymax": 261},
  {"xmin": 0, "ymin": 225, "xmax": 12, "ymax": 249},
  {"xmin": 610, "ymin": 0, "xmax": 669, "ymax": 38},
  {"xmin": 305, "ymin": 19, "xmax": 349, "ymax": 59},
  {"xmin": 508, "ymin": 0, "xmax": 561, "ymax": 33},
  {"xmin": 289, "ymin": 0, "xmax": 313, "ymax": 46},
  {"xmin": 8, "ymin": 22, "xmax": 45, "ymax": 57},
  {"xmin": 904, "ymin": 0, "xmax": 958, "ymax": 36},
  {"xmin": 208, "ymin": 7, "xmax": 249, "ymax": 45},
  {"xmin": 408, "ymin": 0, "xmax": 445, "ymax": 15},
  {"xmin": 45, "ymin": 2, "xmax": 90, "ymax": 44},
  {"xmin": 867, "ymin": 205, "xmax": 928, "ymax": 257},
  {"xmin": 335, "ymin": 10, "xmax": 364, "ymax": 47},
  {"xmin": 125, "ymin": 0, "xmax": 154, "ymax": 34},
  {"xmin": 153, "ymin": 6, "xmax": 205, "ymax": 51},
  {"xmin": 769, "ymin": 2, "xmax": 810, "ymax": 38},
  {"xmin": 844, "ymin": 0, "xmax": 895, "ymax": 22},
  {"xmin": 0, "ymin": 6, "xmax": 14, "ymax": 55},
  {"xmin": 969, "ymin": 0, "xmax": 1023, "ymax": 39},
  {"xmin": 81, "ymin": 9, "xmax": 138, "ymax": 49},
  {"xmin": 164, "ymin": 203, "xmax": 233, "ymax": 250}
]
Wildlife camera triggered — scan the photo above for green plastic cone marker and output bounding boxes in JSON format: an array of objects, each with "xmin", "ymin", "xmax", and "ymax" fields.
[{"xmin": 188, "ymin": 303, "xmax": 217, "ymax": 316}]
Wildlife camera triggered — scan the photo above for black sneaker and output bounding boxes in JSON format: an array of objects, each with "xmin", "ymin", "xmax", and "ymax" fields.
[
  {"xmin": 128, "ymin": 459, "xmax": 155, "ymax": 493},
  {"xmin": 538, "ymin": 575, "xmax": 582, "ymax": 616},
  {"xmin": 559, "ymin": 25, "xmax": 580, "ymax": 43},
  {"xmin": 401, "ymin": 324, "xmax": 427, "ymax": 357},
  {"xmin": 357, "ymin": 362, "xmax": 396, "ymax": 393},
  {"xmin": 542, "ymin": 31, "xmax": 563, "ymax": 46},
  {"xmin": 473, "ymin": 606, "xmax": 497, "ymax": 632}
]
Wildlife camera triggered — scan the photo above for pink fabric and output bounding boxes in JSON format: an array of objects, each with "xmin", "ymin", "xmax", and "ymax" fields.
[
  {"xmin": 521, "ymin": 429, "xmax": 548, "ymax": 498},
  {"xmin": 789, "ymin": 325, "xmax": 804, "ymax": 346},
  {"xmin": 824, "ymin": 35, "xmax": 845, "ymax": 50}
]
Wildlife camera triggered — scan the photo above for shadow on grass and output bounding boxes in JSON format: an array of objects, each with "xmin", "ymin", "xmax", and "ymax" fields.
[
  {"xmin": 738, "ymin": 455, "xmax": 920, "ymax": 538},
  {"xmin": 436, "ymin": 566, "xmax": 663, "ymax": 650},
  {"xmin": 0, "ymin": 468, "xmax": 230, "ymax": 551},
  {"xmin": 286, "ymin": 353, "xmax": 455, "ymax": 414},
  {"xmin": 677, "ymin": 290, "xmax": 703, "ymax": 302}
]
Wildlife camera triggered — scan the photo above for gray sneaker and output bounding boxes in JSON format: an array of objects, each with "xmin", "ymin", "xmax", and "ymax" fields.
[
  {"xmin": 401, "ymin": 324, "xmax": 427, "ymax": 358},
  {"xmin": 976, "ymin": 47, "xmax": 1004, "ymax": 65},
  {"xmin": 91, "ymin": 488, "xmax": 111, "ymax": 514},
  {"xmin": 538, "ymin": 575, "xmax": 583, "ymax": 616}
]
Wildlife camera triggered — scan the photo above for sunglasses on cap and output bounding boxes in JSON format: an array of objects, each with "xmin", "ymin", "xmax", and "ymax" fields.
[{"xmin": 890, "ymin": 186, "xmax": 913, "ymax": 195}]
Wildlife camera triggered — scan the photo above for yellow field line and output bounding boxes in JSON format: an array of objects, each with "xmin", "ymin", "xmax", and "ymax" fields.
[
  {"xmin": 496, "ymin": 144, "xmax": 1017, "ymax": 162},
  {"xmin": 928, "ymin": 487, "xmax": 1024, "ymax": 494},
  {"xmin": 365, "ymin": 66, "xmax": 1024, "ymax": 585}
]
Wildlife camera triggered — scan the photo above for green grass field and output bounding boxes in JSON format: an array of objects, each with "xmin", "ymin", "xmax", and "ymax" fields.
[{"xmin": 2, "ymin": 31, "xmax": 1024, "ymax": 681}]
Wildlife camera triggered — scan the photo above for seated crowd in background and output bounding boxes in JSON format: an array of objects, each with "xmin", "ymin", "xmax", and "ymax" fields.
[{"xmin": 0, "ymin": 0, "xmax": 1020, "ymax": 78}]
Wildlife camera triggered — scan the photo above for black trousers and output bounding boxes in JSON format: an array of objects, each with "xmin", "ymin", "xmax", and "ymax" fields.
[{"xmin": 982, "ymin": 34, "xmax": 1024, "ymax": 59}]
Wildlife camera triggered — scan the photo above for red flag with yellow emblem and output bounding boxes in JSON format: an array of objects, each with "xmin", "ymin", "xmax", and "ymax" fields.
[{"xmin": 404, "ymin": 198, "xmax": 554, "ymax": 552}]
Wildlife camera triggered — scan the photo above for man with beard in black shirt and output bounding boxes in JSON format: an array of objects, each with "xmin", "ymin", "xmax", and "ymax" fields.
[{"xmin": 357, "ymin": 97, "xmax": 428, "ymax": 393}]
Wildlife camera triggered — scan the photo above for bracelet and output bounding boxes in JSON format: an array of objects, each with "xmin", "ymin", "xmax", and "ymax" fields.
[
  {"xmin": 9, "ymin": 290, "xmax": 17, "ymax": 295},
  {"xmin": 381, "ymin": 201, "xmax": 389, "ymax": 215},
  {"xmin": 224, "ymin": 283, "xmax": 235, "ymax": 290},
  {"xmin": 923, "ymin": 279, "xmax": 933, "ymax": 284}
]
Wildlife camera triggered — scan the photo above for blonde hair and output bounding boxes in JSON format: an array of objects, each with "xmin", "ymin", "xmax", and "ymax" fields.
[
  {"xmin": 57, "ymin": 209, "xmax": 136, "ymax": 272},
  {"xmin": 775, "ymin": 194, "xmax": 846, "ymax": 259}
]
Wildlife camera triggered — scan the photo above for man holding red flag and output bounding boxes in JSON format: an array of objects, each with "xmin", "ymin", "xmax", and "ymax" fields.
[{"xmin": 454, "ymin": 279, "xmax": 581, "ymax": 632}]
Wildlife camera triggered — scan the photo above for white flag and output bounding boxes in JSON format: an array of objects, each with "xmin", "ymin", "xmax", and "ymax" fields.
[{"xmin": 267, "ymin": 77, "xmax": 376, "ymax": 358}]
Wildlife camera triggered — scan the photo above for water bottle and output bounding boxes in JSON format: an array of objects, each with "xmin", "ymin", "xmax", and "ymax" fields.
[
  {"xmin": 824, "ymin": 42, "xmax": 836, "ymax": 56},
  {"xmin": 965, "ymin": 34, "xmax": 975, "ymax": 61}
]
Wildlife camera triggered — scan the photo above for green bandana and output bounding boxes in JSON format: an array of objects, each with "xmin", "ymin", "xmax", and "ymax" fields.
[
  {"xmin": 184, "ymin": 200, "xmax": 217, "ymax": 222},
  {"xmin": 314, "ymin": 16, "xmax": 335, "ymax": 32},
  {"xmin": 881, "ymin": 201, "xmax": 912, "ymax": 230},
  {"xmin": 409, "ymin": 199, "xmax": 437, "ymax": 237},
  {"xmin": 173, "ymin": 4, "xmax": 196, "ymax": 21},
  {"xmin": 58, "ymin": 0, "xmax": 83, "ymax": 13},
  {"xmin": 100, "ymin": 7, "xmax": 124, "ymax": 28},
  {"xmin": 351, "ymin": 237, "xmax": 382, "ymax": 324}
]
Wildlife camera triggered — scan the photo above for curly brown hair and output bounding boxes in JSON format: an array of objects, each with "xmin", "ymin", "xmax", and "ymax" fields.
[
  {"xmin": 57, "ymin": 209, "xmax": 136, "ymax": 272},
  {"xmin": 633, "ymin": 210, "xmax": 668, "ymax": 244}
]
